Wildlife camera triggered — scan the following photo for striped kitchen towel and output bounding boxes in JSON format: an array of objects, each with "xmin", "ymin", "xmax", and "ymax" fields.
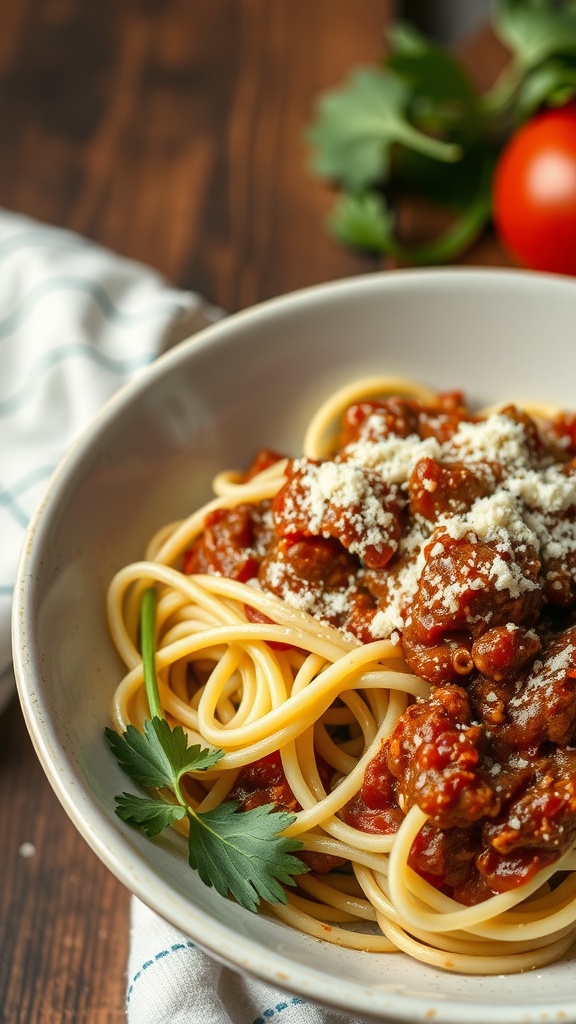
[
  {"xmin": 127, "ymin": 896, "xmax": 370, "ymax": 1024},
  {"xmin": 1, "ymin": 208, "xmax": 371, "ymax": 1024},
  {"xmin": 0, "ymin": 208, "xmax": 220, "ymax": 711}
]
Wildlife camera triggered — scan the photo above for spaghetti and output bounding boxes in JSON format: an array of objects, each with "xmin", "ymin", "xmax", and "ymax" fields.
[{"xmin": 107, "ymin": 376, "xmax": 576, "ymax": 974}]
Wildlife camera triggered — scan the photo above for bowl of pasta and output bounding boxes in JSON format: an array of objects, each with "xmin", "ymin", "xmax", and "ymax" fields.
[{"xmin": 13, "ymin": 267, "xmax": 576, "ymax": 1023}]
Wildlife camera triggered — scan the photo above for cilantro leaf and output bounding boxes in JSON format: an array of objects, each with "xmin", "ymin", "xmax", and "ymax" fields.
[
  {"xmin": 388, "ymin": 21, "xmax": 480, "ymax": 136},
  {"xmin": 107, "ymin": 719, "xmax": 306, "ymax": 913},
  {"xmin": 187, "ymin": 802, "xmax": 307, "ymax": 913},
  {"xmin": 329, "ymin": 191, "xmax": 394, "ymax": 253},
  {"xmin": 306, "ymin": 0, "xmax": 576, "ymax": 265},
  {"xmin": 494, "ymin": 0, "xmax": 576, "ymax": 72},
  {"xmin": 328, "ymin": 159, "xmax": 492, "ymax": 266},
  {"xmin": 485, "ymin": 0, "xmax": 576, "ymax": 117},
  {"xmin": 106, "ymin": 589, "xmax": 307, "ymax": 914},
  {"xmin": 307, "ymin": 66, "xmax": 461, "ymax": 191},
  {"xmin": 105, "ymin": 718, "xmax": 224, "ymax": 791},
  {"xmin": 516, "ymin": 58, "xmax": 576, "ymax": 120},
  {"xmin": 114, "ymin": 793, "xmax": 187, "ymax": 836}
]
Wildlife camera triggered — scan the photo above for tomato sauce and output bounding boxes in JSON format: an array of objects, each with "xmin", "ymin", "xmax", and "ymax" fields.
[{"xmin": 185, "ymin": 393, "xmax": 576, "ymax": 903}]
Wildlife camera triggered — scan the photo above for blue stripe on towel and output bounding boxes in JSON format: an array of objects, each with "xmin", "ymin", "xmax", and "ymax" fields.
[
  {"xmin": 253, "ymin": 997, "xmax": 307, "ymax": 1023},
  {"xmin": 0, "ymin": 274, "xmax": 185, "ymax": 341},
  {"xmin": 0, "ymin": 344, "xmax": 156, "ymax": 415},
  {"xmin": 0, "ymin": 228, "xmax": 91, "ymax": 261},
  {"xmin": 126, "ymin": 940, "xmax": 197, "ymax": 1007},
  {"xmin": 0, "ymin": 464, "xmax": 56, "ymax": 526}
]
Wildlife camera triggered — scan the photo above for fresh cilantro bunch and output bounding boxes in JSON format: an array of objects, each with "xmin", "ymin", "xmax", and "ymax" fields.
[
  {"xmin": 105, "ymin": 589, "xmax": 306, "ymax": 913},
  {"xmin": 307, "ymin": 0, "xmax": 576, "ymax": 264}
]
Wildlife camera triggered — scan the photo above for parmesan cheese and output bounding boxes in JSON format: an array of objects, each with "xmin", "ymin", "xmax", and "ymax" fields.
[{"xmin": 268, "ymin": 406, "xmax": 576, "ymax": 641}]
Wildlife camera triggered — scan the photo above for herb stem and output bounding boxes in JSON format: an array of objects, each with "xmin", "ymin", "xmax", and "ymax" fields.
[
  {"xmin": 393, "ymin": 190, "xmax": 491, "ymax": 265},
  {"xmin": 481, "ymin": 60, "xmax": 524, "ymax": 119},
  {"xmin": 393, "ymin": 121, "xmax": 462, "ymax": 164},
  {"xmin": 141, "ymin": 587, "xmax": 163, "ymax": 721}
]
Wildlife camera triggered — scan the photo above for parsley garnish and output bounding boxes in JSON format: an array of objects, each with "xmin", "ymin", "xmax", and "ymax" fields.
[
  {"xmin": 105, "ymin": 588, "xmax": 306, "ymax": 913},
  {"xmin": 307, "ymin": 0, "xmax": 576, "ymax": 264}
]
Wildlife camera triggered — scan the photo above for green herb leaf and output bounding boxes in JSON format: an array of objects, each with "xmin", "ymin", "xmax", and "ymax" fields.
[
  {"xmin": 328, "ymin": 158, "xmax": 492, "ymax": 266},
  {"xmin": 114, "ymin": 792, "xmax": 187, "ymax": 836},
  {"xmin": 107, "ymin": 589, "xmax": 311, "ymax": 913},
  {"xmin": 188, "ymin": 801, "xmax": 307, "ymax": 913},
  {"xmin": 307, "ymin": 66, "xmax": 461, "ymax": 191},
  {"xmin": 392, "ymin": 141, "xmax": 492, "ymax": 209},
  {"xmin": 388, "ymin": 21, "xmax": 480, "ymax": 136},
  {"xmin": 105, "ymin": 718, "xmax": 224, "ymax": 791},
  {"xmin": 306, "ymin": 0, "xmax": 576, "ymax": 265},
  {"xmin": 107, "ymin": 718, "xmax": 306, "ymax": 912},
  {"xmin": 329, "ymin": 191, "xmax": 394, "ymax": 253},
  {"xmin": 516, "ymin": 58, "xmax": 576, "ymax": 119},
  {"xmin": 494, "ymin": 0, "xmax": 576, "ymax": 72}
]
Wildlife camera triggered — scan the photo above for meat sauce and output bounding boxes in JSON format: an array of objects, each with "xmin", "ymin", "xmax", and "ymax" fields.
[
  {"xmin": 227, "ymin": 751, "xmax": 343, "ymax": 873},
  {"xmin": 184, "ymin": 392, "xmax": 576, "ymax": 904}
]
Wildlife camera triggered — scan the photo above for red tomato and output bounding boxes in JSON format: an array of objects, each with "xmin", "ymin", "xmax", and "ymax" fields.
[{"xmin": 493, "ymin": 105, "xmax": 576, "ymax": 275}]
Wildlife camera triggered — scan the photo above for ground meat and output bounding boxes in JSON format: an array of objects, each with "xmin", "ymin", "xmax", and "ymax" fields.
[
  {"xmin": 470, "ymin": 746, "xmax": 576, "ymax": 893},
  {"xmin": 408, "ymin": 821, "xmax": 479, "ymax": 891},
  {"xmin": 537, "ymin": 507, "xmax": 576, "ymax": 607},
  {"xmin": 482, "ymin": 746, "xmax": 576, "ymax": 858},
  {"xmin": 471, "ymin": 626, "xmax": 576, "ymax": 748},
  {"xmin": 470, "ymin": 624, "xmax": 542, "ymax": 682},
  {"xmin": 408, "ymin": 458, "xmax": 491, "ymax": 521},
  {"xmin": 348, "ymin": 639, "xmax": 576, "ymax": 901},
  {"xmin": 243, "ymin": 447, "xmax": 286, "ymax": 480},
  {"xmin": 189, "ymin": 390, "xmax": 576, "ymax": 904},
  {"xmin": 402, "ymin": 532, "xmax": 541, "ymax": 686},
  {"xmin": 499, "ymin": 404, "xmax": 549, "ymax": 464},
  {"xmin": 346, "ymin": 682, "xmax": 576, "ymax": 901},
  {"xmin": 550, "ymin": 414, "xmax": 576, "ymax": 456},
  {"xmin": 272, "ymin": 457, "xmax": 403, "ymax": 569},
  {"xmin": 258, "ymin": 536, "xmax": 360, "ymax": 629},
  {"xmin": 344, "ymin": 586, "xmax": 394, "ymax": 644},
  {"xmin": 340, "ymin": 398, "xmax": 419, "ymax": 445},
  {"xmin": 386, "ymin": 686, "xmax": 500, "ymax": 829},
  {"xmin": 183, "ymin": 501, "xmax": 273, "ymax": 581},
  {"xmin": 339, "ymin": 392, "xmax": 468, "ymax": 448},
  {"xmin": 260, "ymin": 535, "xmax": 357, "ymax": 591},
  {"xmin": 229, "ymin": 751, "xmax": 344, "ymax": 874}
]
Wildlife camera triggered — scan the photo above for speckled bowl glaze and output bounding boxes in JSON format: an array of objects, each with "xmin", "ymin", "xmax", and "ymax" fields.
[{"xmin": 13, "ymin": 268, "xmax": 576, "ymax": 1024}]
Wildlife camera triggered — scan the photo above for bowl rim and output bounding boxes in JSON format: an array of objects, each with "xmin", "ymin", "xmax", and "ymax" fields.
[{"xmin": 12, "ymin": 266, "xmax": 576, "ymax": 1024}]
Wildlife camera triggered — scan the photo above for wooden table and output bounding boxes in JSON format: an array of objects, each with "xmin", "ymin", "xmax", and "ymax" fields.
[{"xmin": 0, "ymin": 3, "xmax": 509, "ymax": 1021}]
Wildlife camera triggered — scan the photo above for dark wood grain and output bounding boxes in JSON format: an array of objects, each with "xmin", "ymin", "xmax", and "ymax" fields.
[
  {"xmin": 0, "ymin": 0, "xmax": 393, "ymax": 312},
  {"xmin": 0, "ymin": 694, "xmax": 129, "ymax": 1024},
  {"xmin": 0, "ymin": 3, "xmax": 392, "ymax": 1021},
  {"xmin": 0, "ymin": 3, "xmax": 508, "ymax": 1021}
]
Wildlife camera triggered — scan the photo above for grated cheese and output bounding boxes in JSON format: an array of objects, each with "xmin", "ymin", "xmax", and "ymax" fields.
[
  {"xmin": 343, "ymin": 434, "xmax": 442, "ymax": 484},
  {"xmin": 284, "ymin": 458, "xmax": 397, "ymax": 561},
  {"xmin": 267, "ymin": 406, "xmax": 576, "ymax": 640}
]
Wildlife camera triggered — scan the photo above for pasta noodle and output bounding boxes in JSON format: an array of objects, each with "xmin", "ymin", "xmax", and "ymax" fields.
[{"xmin": 107, "ymin": 376, "xmax": 576, "ymax": 974}]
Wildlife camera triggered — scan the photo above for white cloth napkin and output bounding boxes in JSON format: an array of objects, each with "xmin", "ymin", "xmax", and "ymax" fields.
[
  {"xmin": 1, "ymin": 208, "xmax": 369, "ymax": 1024},
  {"xmin": 0, "ymin": 207, "xmax": 220, "ymax": 710},
  {"xmin": 128, "ymin": 898, "xmax": 367, "ymax": 1024}
]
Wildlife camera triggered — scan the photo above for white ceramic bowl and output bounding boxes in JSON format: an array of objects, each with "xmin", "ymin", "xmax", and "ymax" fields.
[{"xmin": 13, "ymin": 269, "xmax": 576, "ymax": 1024}]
